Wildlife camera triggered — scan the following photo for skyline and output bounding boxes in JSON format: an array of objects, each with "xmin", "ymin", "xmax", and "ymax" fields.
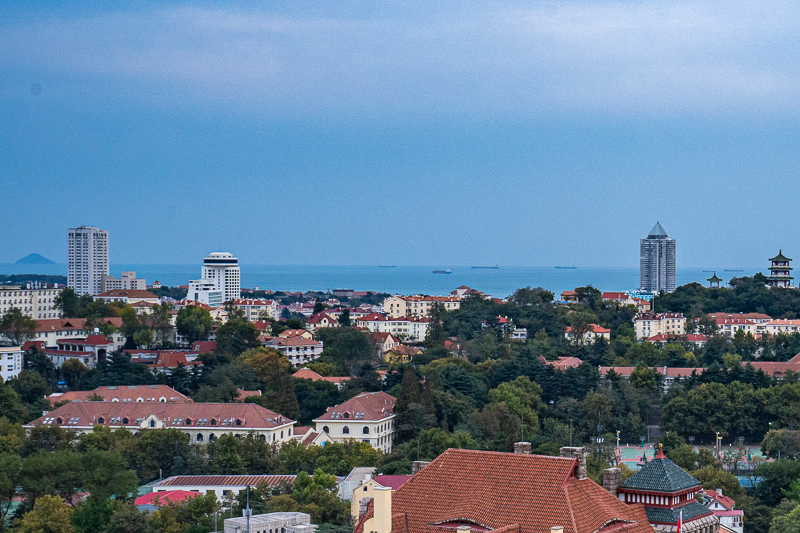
[{"xmin": 4, "ymin": 2, "xmax": 800, "ymax": 266}]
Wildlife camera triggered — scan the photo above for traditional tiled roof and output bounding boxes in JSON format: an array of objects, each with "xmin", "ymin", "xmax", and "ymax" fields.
[
  {"xmin": 636, "ymin": 313, "xmax": 685, "ymax": 321},
  {"xmin": 129, "ymin": 351, "xmax": 202, "ymax": 369},
  {"xmin": 191, "ymin": 341, "xmax": 217, "ymax": 353},
  {"xmin": 47, "ymin": 385, "xmax": 192, "ymax": 404},
  {"xmin": 35, "ymin": 317, "xmax": 123, "ymax": 333},
  {"xmin": 648, "ymin": 334, "xmax": 708, "ymax": 343},
  {"xmin": 135, "ymin": 490, "xmax": 200, "ymax": 506},
  {"xmin": 698, "ymin": 489, "xmax": 736, "ymax": 511},
  {"xmin": 645, "ymin": 501, "xmax": 710, "ymax": 524},
  {"xmin": 27, "ymin": 401, "xmax": 294, "ymax": 430},
  {"xmin": 292, "ymin": 368, "xmax": 350, "ymax": 384},
  {"xmin": 315, "ymin": 391, "xmax": 395, "ymax": 422},
  {"xmin": 373, "ymin": 475, "xmax": 411, "ymax": 490},
  {"xmin": 566, "ymin": 324, "xmax": 610, "ymax": 334},
  {"xmin": 267, "ymin": 337, "xmax": 322, "ymax": 347},
  {"xmin": 307, "ymin": 313, "xmax": 338, "ymax": 324},
  {"xmin": 354, "ymin": 448, "xmax": 652, "ymax": 533},
  {"xmin": 620, "ymin": 448, "xmax": 701, "ymax": 493},
  {"xmin": 770, "ymin": 250, "xmax": 792, "ymax": 262},
  {"xmin": 602, "ymin": 292, "xmax": 629, "ymax": 300},
  {"xmin": 742, "ymin": 361, "xmax": 800, "ymax": 376},
  {"xmin": 154, "ymin": 475, "xmax": 296, "ymax": 488},
  {"xmin": 97, "ymin": 290, "xmax": 159, "ymax": 299}
]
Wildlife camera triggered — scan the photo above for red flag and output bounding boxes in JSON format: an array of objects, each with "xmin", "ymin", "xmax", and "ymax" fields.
[{"xmin": 676, "ymin": 509, "xmax": 683, "ymax": 533}]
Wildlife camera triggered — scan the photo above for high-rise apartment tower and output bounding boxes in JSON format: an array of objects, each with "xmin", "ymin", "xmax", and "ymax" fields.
[
  {"xmin": 67, "ymin": 226, "xmax": 109, "ymax": 296},
  {"xmin": 640, "ymin": 222, "xmax": 676, "ymax": 293},
  {"xmin": 201, "ymin": 252, "xmax": 241, "ymax": 302}
]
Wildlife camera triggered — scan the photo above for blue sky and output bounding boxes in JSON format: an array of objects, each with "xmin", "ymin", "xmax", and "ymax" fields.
[{"xmin": 2, "ymin": 1, "xmax": 800, "ymax": 267}]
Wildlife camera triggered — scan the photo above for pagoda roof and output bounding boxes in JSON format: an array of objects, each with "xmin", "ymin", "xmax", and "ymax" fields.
[
  {"xmin": 770, "ymin": 250, "xmax": 792, "ymax": 262},
  {"xmin": 647, "ymin": 222, "xmax": 668, "ymax": 238},
  {"xmin": 707, "ymin": 273, "xmax": 722, "ymax": 282},
  {"xmin": 645, "ymin": 501, "xmax": 711, "ymax": 524},
  {"xmin": 620, "ymin": 446, "xmax": 701, "ymax": 493}
]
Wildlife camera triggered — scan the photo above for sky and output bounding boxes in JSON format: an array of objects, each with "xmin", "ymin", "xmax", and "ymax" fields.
[{"xmin": 2, "ymin": 1, "xmax": 800, "ymax": 267}]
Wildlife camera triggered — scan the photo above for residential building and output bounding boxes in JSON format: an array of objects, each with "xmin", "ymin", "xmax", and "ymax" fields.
[
  {"xmin": 602, "ymin": 292, "xmax": 637, "ymax": 306},
  {"xmin": 102, "ymin": 271, "xmax": 146, "ymax": 291},
  {"xmin": 640, "ymin": 222, "xmax": 676, "ymax": 293},
  {"xmin": 354, "ymin": 447, "xmax": 654, "ymax": 533},
  {"xmin": 767, "ymin": 250, "xmax": 793, "ymax": 288},
  {"xmin": 292, "ymin": 425, "xmax": 331, "ymax": 447},
  {"xmin": 510, "ymin": 327, "xmax": 528, "ymax": 340},
  {"xmin": 355, "ymin": 314, "xmax": 430, "ymax": 342},
  {"xmin": 599, "ymin": 366, "xmax": 703, "ymax": 391},
  {"xmin": 539, "ymin": 355, "xmax": 583, "ymax": 370},
  {"xmin": 762, "ymin": 319, "xmax": 800, "ymax": 336},
  {"xmin": 47, "ymin": 385, "xmax": 192, "ymax": 405},
  {"xmin": 24, "ymin": 335, "xmax": 113, "ymax": 368},
  {"xmin": 223, "ymin": 512, "xmax": 318, "ymax": 533},
  {"xmin": 339, "ymin": 466, "xmax": 376, "ymax": 501},
  {"xmin": 306, "ymin": 313, "xmax": 339, "ymax": 332},
  {"xmin": 230, "ymin": 299, "xmax": 277, "ymax": 321},
  {"xmin": 382, "ymin": 295, "xmax": 461, "ymax": 318},
  {"xmin": 382, "ymin": 345, "xmax": 422, "ymax": 364},
  {"xmin": 263, "ymin": 337, "xmax": 324, "ymax": 366},
  {"xmin": 618, "ymin": 444, "xmax": 718, "ymax": 533},
  {"xmin": 201, "ymin": 252, "xmax": 241, "ymax": 302},
  {"xmin": 0, "ymin": 347, "xmax": 23, "ymax": 381},
  {"xmin": 279, "ymin": 329, "xmax": 314, "ymax": 340},
  {"xmin": 314, "ymin": 391, "xmax": 396, "ymax": 453},
  {"xmin": 126, "ymin": 350, "xmax": 203, "ymax": 373},
  {"xmin": 95, "ymin": 289, "xmax": 160, "ymax": 305},
  {"xmin": 352, "ymin": 475, "xmax": 411, "ymax": 521},
  {"xmin": 152, "ymin": 476, "xmax": 299, "ymax": 499},
  {"xmin": 647, "ymin": 334, "xmax": 709, "ymax": 348},
  {"xmin": 292, "ymin": 368, "xmax": 351, "ymax": 389},
  {"xmin": 28, "ymin": 402, "xmax": 296, "ymax": 444},
  {"xmin": 369, "ymin": 332, "xmax": 400, "ymax": 359},
  {"xmin": 698, "ymin": 489, "xmax": 743, "ymax": 533},
  {"xmin": 68, "ymin": 226, "xmax": 109, "ymax": 296},
  {"xmin": 187, "ymin": 280, "xmax": 224, "ymax": 307},
  {"xmin": 135, "ymin": 490, "xmax": 200, "ymax": 513},
  {"xmin": 0, "ymin": 285, "xmax": 62, "ymax": 320},
  {"xmin": 565, "ymin": 324, "xmax": 610, "ymax": 344},
  {"xmin": 32, "ymin": 318, "xmax": 125, "ymax": 349},
  {"xmin": 449, "ymin": 286, "xmax": 484, "ymax": 299},
  {"xmin": 634, "ymin": 313, "xmax": 686, "ymax": 340}
]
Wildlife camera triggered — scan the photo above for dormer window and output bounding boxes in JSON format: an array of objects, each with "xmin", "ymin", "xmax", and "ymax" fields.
[
  {"xmin": 235, "ymin": 419, "xmax": 242, "ymax": 426},
  {"xmin": 97, "ymin": 417, "xmax": 105, "ymax": 424},
  {"xmin": 122, "ymin": 418, "xmax": 129, "ymax": 424},
  {"xmin": 185, "ymin": 419, "xmax": 192, "ymax": 425},
  {"xmin": 210, "ymin": 419, "xmax": 218, "ymax": 426}
]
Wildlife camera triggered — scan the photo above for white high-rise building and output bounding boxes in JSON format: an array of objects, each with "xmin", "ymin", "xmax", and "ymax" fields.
[
  {"xmin": 201, "ymin": 252, "xmax": 240, "ymax": 303},
  {"xmin": 187, "ymin": 279, "xmax": 224, "ymax": 307},
  {"xmin": 68, "ymin": 226, "xmax": 109, "ymax": 296}
]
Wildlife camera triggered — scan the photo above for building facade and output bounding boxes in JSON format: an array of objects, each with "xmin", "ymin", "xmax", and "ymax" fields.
[
  {"xmin": 767, "ymin": 251, "xmax": 793, "ymax": 288},
  {"xmin": 634, "ymin": 313, "xmax": 686, "ymax": 340},
  {"xmin": 382, "ymin": 295, "xmax": 461, "ymax": 318},
  {"xmin": 0, "ymin": 347, "xmax": 23, "ymax": 381},
  {"xmin": 0, "ymin": 285, "xmax": 62, "ymax": 320},
  {"xmin": 314, "ymin": 392, "xmax": 396, "ymax": 453},
  {"xmin": 187, "ymin": 280, "xmax": 224, "ymax": 307},
  {"xmin": 68, "ymin": 226, "xmax": 109, "ymax": 296},
  {"xmin": 640, "ymin": 222, "xmax": 676, "ymax": 294},
  {"xmin": 102, "ymin": 271, "xmax": 146, "ymax": 291},
  {"xmin": 201, "ymin": 252, "xmax": 241, "ymax": 302}
]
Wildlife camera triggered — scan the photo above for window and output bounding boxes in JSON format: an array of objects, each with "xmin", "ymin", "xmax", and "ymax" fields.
[
  {"xmin": 235, "ymin": 419, "xmax": 242, "ymax": 426},
  {"xmin": 343, "ymin": 426, "xmax": 350, "ymax": 435},
  {"xmin": 149, "ymin": 420, "xmax": 156, "ymax": 428},
  {"xmin": 186, "ymin": 419, "xmax": 192, "ymax": 425},
  {"xmin": 323, "ymin": 426, "xmax": 330, "ymax": 433},
  {"xmin": 196, "ymin": 433, "xmax": 203, "ymax": 442},
  {"xmin": 97, "ymin": 417, "xmax": 105, "ymax": 424},
  {"xmin": 363, "ymin": 426, "xmax": 370, "ymax": 434},
  {"xmin": 122, "ymin": 418, "xmax": 129, "ymax": 424},
  {"xmin": 210, "ymin": 419, "xmax": 218, "ymax": 426},
  {"xmin": 56, "ymin": 418, "xmax": 63, "ymax": 424},
  {"xmin": 209, "ymin": 433, "xmax": 216, "ymax": 442},
  {"xmin": 344, "ymin": 412, "xmax": 350, "ymax": 419}
]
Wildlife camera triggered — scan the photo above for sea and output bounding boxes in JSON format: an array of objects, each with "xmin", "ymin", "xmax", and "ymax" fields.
[{"xmin": 0, "ymin": 264, "xmax": 764, "ymax": 298}]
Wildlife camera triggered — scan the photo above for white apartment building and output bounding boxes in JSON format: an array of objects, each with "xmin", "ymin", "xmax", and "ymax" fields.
[
  {"xmin": 187, "ymin": 279, "xmax": 224, "ymax": 307},
  {"xmin": 68, "ymin": 226, "xmax": 109, "ymax": 296},
  {"xmin": 0, "ymin": 285, "xmax": 62, "ymax": 320},
  {"xmin": 102, "ymin": 271, "xmax": 146, "ymax": 291},
  {"xmin": 201, "ymin": 252, "xmax": 241, "ymax": 303},
  {"xmin": 355, "ymin": 314, "xmax": 430, "ymax": 342},
  {"xmin": 382, "ymin": 295, "xmax": 461, "ymax": 318},
  {"xmin": 231, "ymin": 299, "xmax": 277, "ymax": 321},
  {"xmin": 0, "ymin": 347, "xmax": 23, "ymax": 381},
  {"xmin": 634, "ymin": 313, "xmax": 686, "ymax": 340},
  {"xmin": 314, "ymin": 391, "xmax": 397, "ymax": 453}
]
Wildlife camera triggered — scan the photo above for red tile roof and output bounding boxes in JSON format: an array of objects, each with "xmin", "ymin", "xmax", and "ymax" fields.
[
  {"xmin": 135, "ymin": 490, "xmax": 200, "ymax": 506},
  {"xmin": 97, "ymin": 290, "xmax": 159, "ymax": 299},
  {"xmin": 292, "ymin": 368, "xmax": 351, "ymax": 384},
  {"xmin": 27, "ymin": 402, "xmax": 294, "ymax": 430},
  {"xmin": 191, "ymin": 341, "xmax": 217, "ymax": 352},
  {"xmin": 47, "ymin": 385, "xmax": 192, "ymax": 404},
  {"xmin": 566, "ymin": 324, "xmax": 610, "ymax": 334},
  {"xmin": 354, "ymin": 449, "xmax": 652, "ymax": 533},
  {"xmin": 315, "ymin": 391, "xmax": 395, "ymax": 422},
  {"xmin": 154, "ymin": 475, "xmax": 297, "ymax": 488},
  {"xmin": 269, "ymin": 337, "xmax": 322, "ymax": 347},
  {"xmin": 698, "ymin": 489, "xmax": 736, "ymax": 511},
  {"xmin": 129, "ymin": 351, "xmax": 202, "ymax": 369},
  {"xmin": 602, "ymin": 292, "xmax": 629, "ymax": 300},
  {"xmin": 373, "ymin": 475, "xmax": 412, "ymax": 490},
  {"xmin": 35, "ymin": 317, "xmax": 123, "ymax": 333}
]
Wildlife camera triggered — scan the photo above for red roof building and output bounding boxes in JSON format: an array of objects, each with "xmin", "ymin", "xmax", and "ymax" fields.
[
  {"xmin": 314, "ymin": 392, "xmax": 396, "ymax": 453},
  {"xmin": 292, "ymin": 368, "xmax": 351, "ymax": 388},
  {"xmin": 47, "ymin": 385, "xmax": 192, "ymax": 405},
  {"xmin": 135, "ymin": 490, "xmax": 200, "ymax": 511}
]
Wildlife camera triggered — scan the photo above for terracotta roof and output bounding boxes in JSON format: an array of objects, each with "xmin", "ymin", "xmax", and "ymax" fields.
[
  {"xmin": 154, "ymin": 475, "xmax": 297, "ymax": 488},
  {"xmin": 47, "ymin": 385, "xmax": 192, "ymax": 404},
  {"xmin": 268, "ymin": 337, "xmax": 322, "ymax": 347},
  {"xmin": 647, "ymin": 334, "xmax": 708, "ymax": 342},
  {"xmin": 387, "ymin": 345, "xmax": 423, "ymax": 356},
  {"xmin": 292, "ymin": 368, "xmax": 350, "ymax": 384},
  {"xmin": 599, "ymin": 366, "xmax": 704, "ymax": 378},
  {"xmin": 97, "ymin": 290, "xmax": 159, "ymax": 299},
  {"xmin": 314, "ymin": 391, "xmax": 395, "ymax": 422},
  {"xmin": 27, "ymin": 402, "xmax": 294, "ymax": 430},
  {"xmin": 129, "ymin": 351, "xmax": 202, "ymax": 369},
  {"xmin": 237, "ymin": 389, "xmax": 261, "ymax": 400},
  {"xmin": 35, "ymin": 317, "xmax": 123, "ymax": 333},
  {"xmin": 293, "ymin": 426, "xmax": 313, "ymax": 435},
  {"xmin": 354, "ymin": 449, "xmax": 652, "ymax": 533},
  {"xmin": 358, "ymin": 313, "xmax": 387, "ymax": 322},
  {"xmin": 373, "ymin": 475, "xmax": 411, "ymax": 490},
  {"xmin": 231, "ymin": 299, "xmax": 275, "ymax": 306},
  {"xmin": 279, "ymin": 329, "xmax": 311, "ymax": 338},
  {"xmin": 135, "ymin": 490, "xmax": 200, "ymax": 506},
  {"xmin": 566, "ymin": 324, "xmax": 610, "ymax": 334},
  {"xmin": 743, "ymin": 361, "xmax": 800, "ymax": 376},
  {"xmin": 307, "ymin": 313, "xmax": 338, "ymax": 324},
  {"xmin": 698, "ymin": 489, "xmax": 736, "ymax": 511},
  {"xmin": 191, "ymin": 341, "xmax": 217, "ymax": 352},
  {"xmin": 707, "ymin": 313, "xmax": 771, "ymax": 321},
  {"xmin": 636, "ymin": 313, "xmax": 685, "ymax": 321},
  {"xmin": 602, "ymin": 292, "xmax": 629, "ymax": 300},
  {"xmin": 539, "ymin": 356, "xmax": 583, "ymax": 370}
]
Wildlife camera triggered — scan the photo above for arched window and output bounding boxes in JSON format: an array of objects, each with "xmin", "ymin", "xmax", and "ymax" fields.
[
  {"xmin": 280, "ymin": 430, "xmax": 284, "ymax": 439},
  {"xmin": 98, "ymin": 417, "xmax": 105, "ymax": 424},
  {"xmin": 323, "ymin": 426, "xmax": 330, "ymax": 433},
  {"xmin": 196, "ymin": 433, "xmax": 204, "ymax": 442},
  {"xmin": 149, "ymin": 420, "xmax": 156, "ymax": 428},
  {"xmin": 159, "ymin": 397, "xmax": 166, "ymax": 402},
  {"xmin": 210, "ymin": 419, "xmax": 217, "ymax": 426},
  {"xmin": 122, "ymin": 418, "xmax": 129, "ymax": 425},
  {"xmin": 343, "ymin": 426, "xmax": 350, "ymax": 435},
  {"xmin": 260, "ymin": 435, "xmax": 267, "ymax": 441},
  {"xmin": 235, "ymin": 434, "xmax": 241, "ymax": 439},
  {"xmin": 56, "ymin": 418, "xmax": 63, "ymax": 424},
  {"xmin": 185, "ymin": 419, "xmax": 192, "ymax": 425},
  {"xmin": 235, "ymin": 419, "xmax": 242, "ymax": 426},
  {"xmin": 136, "ymin": 397, "xmax": 144, "ymax": 402},
  {"xmin": 343, "ymin": 412, "xmax": 350, "ymax": 419},
  {"xmin": 363, "ymin": 426, "xmax": 369, "ymax": 435},
  {"xmin": 209, "ymin": 433, "xmax": 216, "ymax": 442}
]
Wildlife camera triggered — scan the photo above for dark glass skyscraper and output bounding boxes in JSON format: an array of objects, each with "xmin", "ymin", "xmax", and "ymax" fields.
[{"xmin": 640, "ymin": 222, "xmax": 676, "ymax": 293}]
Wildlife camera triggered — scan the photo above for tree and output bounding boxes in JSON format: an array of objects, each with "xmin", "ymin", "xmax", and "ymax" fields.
[
  {"xmin": 238, "ymin": 348, "xmax": 300, "ymax": 420},
  {"xmin": 630, "ymin": 363, "xmax": 659, "ymax": 391},
  {"xmin": 0, "ymin": 452, "xmax": 22, "ymax": 525},
  {"xmin": 53, "ymin": 288, "xmax": 80, "ymax": 318},
  {"xmin": 15, "ymin": 495, "xmax": 74, "ymax": 533},
  {"xmin": 215, "ymin": 318, "xmax": 261, "ymax": 357},
  {"xmin": 424, "ymin": 303, "xmax": 447, "ymax": 349},
  {"xmin": 101, "ymin": 503, "xmax": 153, "ymax": 533},
  {"xmin": 0, "ymin": 308, "xmax": 36, "ymax": 346},
  {"xmin": 338, "ymin": 309, "xmax": 351, "ymax": 327},
  {"xmin": 176, "ymin": 306, "xmax": 213, "ymax": 346}
]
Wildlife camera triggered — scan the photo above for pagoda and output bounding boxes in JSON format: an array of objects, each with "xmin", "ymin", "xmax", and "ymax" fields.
[
  {"xmin": 707, "ymin": 273, "xmax": 722, "ymax": 288},
  {"xmin": 767, "ymin": 250, "xmax": 793, "ymax": 288},
  {"xmin": 617, "ymin": 444, "xmax": 718, "ymax": 533}
]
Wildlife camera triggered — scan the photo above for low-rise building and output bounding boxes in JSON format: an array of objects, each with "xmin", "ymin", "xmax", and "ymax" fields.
[
  {"xmin": 369, "ymin": 332, "xmax": 400, "ymax": 358},
  {"xmin": 33, "ymin": 318, "xmax": 125, "ymax": 349},
  {"xmin": 698, "ymin": 489, "xmax": 743, "ymax": 533},
  {"xmin": 95, "ymin": 289, "xmax": 160, "ymax": 305},
  {"xmin": 224, "ymin": 512, "xmax": 317, "ymax": 533},
  {"xmin": 647, "ymin": 333, "xmax": 709, "ymax": 347},
  {"xmin": 126, "ymin": 350, "xmax": 203, "ymax": 373},
  {"xmin": 102, "ymin": 271, "xmax": 146, "ymax": 292},
  {"xmin": 306, "ymin": 313, "xmax": 339, "ymax": 332},
  {"xmin": 634, "ymin": 313, "xmax": 686, "ymax": 340},
  {"xmin": 314, "ymin": 391, "xmax": 396, "ymax": 453},
  {"xmin": 153, "ymin": 475, "xmax": 299, "ymax": 499},
  {"xmin": 600, "ymin": 366, "xmax": 703, "ymax": 390},
  {"xmin": 0, "ymin": 284, "xmax": 62, "ymax": 320},
  {"xmin": 135, "ymin": 490, "xmax": 200, "ymax": 513},
  {"xmin": 355, "ymin": 314, "xmax": 430, "ymax": 342},
  {"xmin": 231, "ymin": 299, "xmax": 278, "ymax": 321},
  {"xmin": 540, "ymin": 355, "xmax": 583, "ymax": 370},
  {"xmin": 24, "ymin": 335, "xmax": 113, "ymax": 368},
  {"xmin": 28, "ymin": 402, "xmax": 295, "ymax": 444},
  {"xmin": 351, "ymin": 475, "xmax": 411, "ymax": 520},
  {"xmin": 382, "ymin": 345, "xmax": 422, "ymax": 364},
  {"xmin": 382, "ymin": 295, "xmax": 461, "ymax": 318},
  {"xmin": 565, "ymin": 324, "xmax": 610, "ymax": 344},
  {"xmin": 187, "ymin": 280, "xmax": 224, "ymax": 308},
  {"xmin": 292, "ymin": 368, "xmax": 350, "ymax": 389},
  {"xmin": 47, "ymin": 385, "xmax": 192, "ymax": 405},
  {"xmin": 263, "ymin": 337, "xmax": 324, "ymax": 366},
  {"xmin": 0, "ymin": 347, "xmax": 23, "ymax": 381}
]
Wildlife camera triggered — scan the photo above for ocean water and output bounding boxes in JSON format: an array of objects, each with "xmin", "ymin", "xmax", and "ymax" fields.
[{"xmin": 0, "ymin": 263, "xmax": 764, "ymax": 298}]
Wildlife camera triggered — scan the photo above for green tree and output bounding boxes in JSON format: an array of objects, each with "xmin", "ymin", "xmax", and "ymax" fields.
[
  {"xmin": 338, "ymin": 309, "xmax": 351, "ymax": 327},
  {"xmin": 0, "ymin": 452, "xmax": 22, "ymax": 525},
  {"xmin": 424, "ymin": 303, "xmax": 447, "ymax": 349},
  {"xmin": 629, "ymin": 363, "xmax": 658, "ymax": 391},
  {"xmin": 208, "ymin": 434, "xmax": 246, "ymax": 475},
  {"xmin": 0, "ymin": 380, "xmax": 26, "ymax": 424},
  {"xmin": 238, "ymin": 348, "xmax": 300, "ymax": 420},
  {"xmin": 15, "ymin": 494, "xmax": 75, "ymax": 533},
  {"xmin": 81, "ymin": 450, "xmax": 139, "ymax": 501},
  {"xmin": 176, "ymin": 306, "xmax": 213, "ymax": 346},
  {"xmin": 100, "ymin": 503, "xmax": 152, "ymax": 533},
  {"xmin": 54, "ymin": 288, "xmax": 80, "ymax": 318},
  {"xmin": 0, "ymin": 308, "xmax": 36, "ymax": 345},
  {"xmin": 216, "ymin": 318, "xmax": 261, "ymax": 358}
]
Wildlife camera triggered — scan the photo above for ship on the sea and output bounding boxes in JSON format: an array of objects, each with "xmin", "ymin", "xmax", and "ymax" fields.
[
  {"xmin": 555, "ymin": 265, "xmax": 578, "ymax": 269},
  {"xmin": 433, "ymin": 269, "xmax": 452, "ymax": 274},
  {"xmin": 724, "ymin": 269, "xmax": 744, "ymax": 272},
  {"xmin": 378, "ymin": 265, "xmax": 396, "ymax": 268},
  {"xmin": 472, "ymin": 265, "xmax": 499, "ymax": 269}
]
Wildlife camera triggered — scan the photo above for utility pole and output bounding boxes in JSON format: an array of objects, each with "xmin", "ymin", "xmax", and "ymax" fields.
[{"xmin": 245, "ymin": 485, "xmax": 252, "ymax": 532}]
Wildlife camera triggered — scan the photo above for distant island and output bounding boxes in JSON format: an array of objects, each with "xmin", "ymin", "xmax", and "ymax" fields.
[{"xmin": 16, "ymin": 253, "xmax": 56, "ymax": 264}]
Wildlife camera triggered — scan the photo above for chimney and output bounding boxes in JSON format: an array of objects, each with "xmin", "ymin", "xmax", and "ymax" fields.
[
  {"xmin": 373, "ymin": 486, "xmax": 392, "ymax": 533},
  {"xmin": 514, "ymin": 442, "xmax": 532, "ymax": 454},
  {"xmin": 560, "ymin": 447, "xmax": 587, "ymax": 480},
  {"xmin": 716, "ymin": 488, "xmax": 723, "ymax": 495},
  {"xmin": 603, "ymin": 467, "xmax": 621, "ymax": 495},
  {"xmin": 411, "ymin": 461, "xmax": 430, "ymax": 474},
  {"xmin": 551, "ymin": 527, "xmax": 564, "ymax": 533},
  {"xmin": 456, "ymin": 527, "xmax": 471, "ymax": 533}
]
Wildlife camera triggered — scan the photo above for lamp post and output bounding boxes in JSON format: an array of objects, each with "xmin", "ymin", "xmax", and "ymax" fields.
[{"xmin": 688, "ymin": 436, "xmax": 695, "ymax": 447}]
